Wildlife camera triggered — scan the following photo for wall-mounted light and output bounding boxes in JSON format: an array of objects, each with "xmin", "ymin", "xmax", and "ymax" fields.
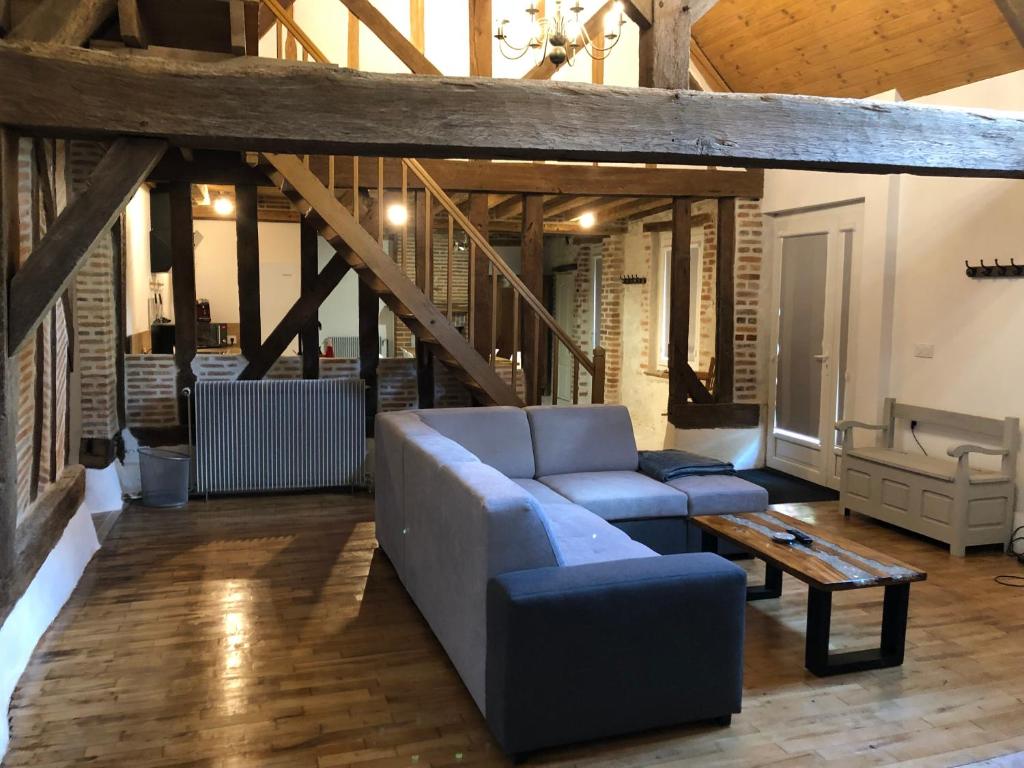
[
  {"xmin": 213, "ymin": 196, "xmax": 235, "ymax": 216},
  {"xmin": 386, "ymin": 203, "xmax": 409, "ymax": 226},
  {"xmin": 578, "ymin": 211, "xmax": 596, "ymax": 229}
]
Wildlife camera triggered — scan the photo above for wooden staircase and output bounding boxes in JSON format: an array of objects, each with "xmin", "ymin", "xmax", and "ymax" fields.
[{"xmin": 256, "ymin": 152, "xmax": 522, "ymax": 406}]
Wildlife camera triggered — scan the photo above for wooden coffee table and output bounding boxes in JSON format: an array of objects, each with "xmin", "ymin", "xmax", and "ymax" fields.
[{"xmin": 693, "ymin": 510, "xmax": 927, "ymax": 677}]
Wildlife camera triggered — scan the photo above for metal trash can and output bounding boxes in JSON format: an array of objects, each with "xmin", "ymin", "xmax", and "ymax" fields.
[{"xmin": 138, "ymin": 447, "xmax": 191, "ymax": 508}]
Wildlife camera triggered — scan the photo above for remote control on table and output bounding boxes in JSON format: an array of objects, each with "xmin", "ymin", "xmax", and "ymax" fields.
[{"xmin": 786, "ymin": 528, "xmax": 814, "ymax": 547}]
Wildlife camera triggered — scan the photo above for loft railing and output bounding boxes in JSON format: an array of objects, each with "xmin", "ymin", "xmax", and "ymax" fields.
[{"xmin": 258, "ymin": 0, "xmax": 606, "ymax": 405}]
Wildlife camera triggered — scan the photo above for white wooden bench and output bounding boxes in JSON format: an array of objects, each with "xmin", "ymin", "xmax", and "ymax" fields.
[{"xmin": 838, "ymin": 399, "xmax": 1019, "ymax": 556}]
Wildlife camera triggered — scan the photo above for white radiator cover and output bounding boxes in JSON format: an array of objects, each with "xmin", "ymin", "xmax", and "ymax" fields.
[{"xmin": 194, "ymin": 379, "xmax": 366, "ymax": 494}]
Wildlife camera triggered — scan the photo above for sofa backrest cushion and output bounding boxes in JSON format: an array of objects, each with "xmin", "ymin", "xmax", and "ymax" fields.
[
  {"xmin": 418, "ymin": 406, "xmax": 536, "ymax": 479},
  {"xmin": 526, "ymin": 405, "xmax": 639, "ymax": 476}
]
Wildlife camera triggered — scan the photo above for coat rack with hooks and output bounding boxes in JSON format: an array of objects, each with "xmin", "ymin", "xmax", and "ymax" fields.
[
  {"xmin": 965, "ymin": 259, "xmax": 1024, "ymax": 278},
  {"xmin": 620, "ymin": 274, "xmax": 647, "ymax": 285}
]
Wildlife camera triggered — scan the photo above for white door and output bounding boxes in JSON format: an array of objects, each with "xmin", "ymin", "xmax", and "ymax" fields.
[
  {"xmin": 553, "ymin": 271, "xmax": 575, "ymax": 404},
  {"xmin": 767, "ymin": 204, "xmax": 860, "ymax": 488}
]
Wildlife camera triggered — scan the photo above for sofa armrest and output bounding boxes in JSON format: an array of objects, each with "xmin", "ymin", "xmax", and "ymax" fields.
[{"xmin": 485, "ymin": 553, "xmax": 746, "ymax": 756}]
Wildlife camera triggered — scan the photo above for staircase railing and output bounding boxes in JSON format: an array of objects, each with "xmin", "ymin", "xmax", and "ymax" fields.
[{"xmin": 258, "ymin": 0, "xmax": 605, "ymax": 405}]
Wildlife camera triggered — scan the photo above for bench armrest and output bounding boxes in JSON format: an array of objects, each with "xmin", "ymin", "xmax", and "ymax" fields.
[
  {"xmin": 947, "ymin": 444, "xmax": 1009, "ymax": 459},
  {"xmin": 836, "ymin": 420, "xmax": 886, "ymax": 433},
  {"xmin": 486, "ymin": 553, "xmax": 746, "ymax": 756}
]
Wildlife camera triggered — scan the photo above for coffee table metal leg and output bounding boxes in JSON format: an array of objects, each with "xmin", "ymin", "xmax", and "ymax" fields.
[
  {"xmin": 747, "ymin": 563, "xmax": 783, "ymax": 601},
  {"xmin": 805, "ymin": 583, "xmax": 911, "ymax": 676}
]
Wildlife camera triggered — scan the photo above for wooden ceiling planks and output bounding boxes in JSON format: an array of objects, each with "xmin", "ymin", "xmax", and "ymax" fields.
[{"xmin": 695, "ymin": 0, "xmax": 1024, "ymax": 99}]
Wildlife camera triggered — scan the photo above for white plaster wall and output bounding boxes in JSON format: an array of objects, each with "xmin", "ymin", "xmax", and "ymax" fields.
[
  {"xmin": 124, "ymin": 186, "xmax": 152, "ymax": 337},
  {"xmin": 0, "ymin": 503, "xmax": 100, "ymax": 761}
]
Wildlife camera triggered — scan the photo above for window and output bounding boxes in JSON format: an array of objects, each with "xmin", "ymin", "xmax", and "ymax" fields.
[{"xmin": 655, "ymin": 240, "xmax": 701, "ymax": 369}]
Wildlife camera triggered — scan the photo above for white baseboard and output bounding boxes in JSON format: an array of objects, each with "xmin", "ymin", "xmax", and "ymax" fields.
[{"xmin": 0, "ymin": 503, "xmax": 100, "ymax": 760}]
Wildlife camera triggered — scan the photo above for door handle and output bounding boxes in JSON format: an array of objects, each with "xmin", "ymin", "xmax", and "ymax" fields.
[{"xmin": 812, "ymin": 354, "xmax": 829, "ymax": 362}]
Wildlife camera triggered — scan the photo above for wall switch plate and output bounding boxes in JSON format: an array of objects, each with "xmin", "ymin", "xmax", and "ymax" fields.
[{"xmin": 913, "ymin": 343, "xmax": 935, "ymax": 359}]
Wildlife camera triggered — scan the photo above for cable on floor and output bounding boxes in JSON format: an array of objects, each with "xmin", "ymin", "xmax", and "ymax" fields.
[{"xmin": 994, "ymin": 525, "xmax": 1024, "ymax": 587}]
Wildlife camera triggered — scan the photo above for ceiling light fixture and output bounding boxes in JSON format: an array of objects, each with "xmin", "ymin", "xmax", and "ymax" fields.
[
  {"xmin": 578, "ymin": 211, "xmax": 597, "ymax": 229},
  {"xmin": 386, "ymin": 203, "xmax": 409, "ymax": 227},
  {"xmin": 213, "ymin": 196, "xmax": 234, "ymax": 216},
  {"xmin": 496, "ymin": 0, "xmax": 626, "ymax": 68}
]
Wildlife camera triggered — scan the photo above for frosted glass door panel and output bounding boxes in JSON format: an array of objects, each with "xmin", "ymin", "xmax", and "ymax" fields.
[{"xmin": 776, "ymin": 233, "xmax": 828, "ymax": 440}]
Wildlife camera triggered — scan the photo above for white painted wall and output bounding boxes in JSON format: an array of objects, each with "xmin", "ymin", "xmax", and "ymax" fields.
[
  {"xmin": 124, "ymin": 187, "xmax": 152, "ymax": 337},
  {"xmin": 0, "ymin": 500, "xmax": 100, "ymax": 761},
  {"xmin": 762, "ymin": 72, "xmax": 1024, "ymax": 526}
]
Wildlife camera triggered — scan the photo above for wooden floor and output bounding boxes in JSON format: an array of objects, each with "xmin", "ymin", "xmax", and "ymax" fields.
[{"xmin": 6, "ymin": 494, "xmax": 1024, "ymax": 768}]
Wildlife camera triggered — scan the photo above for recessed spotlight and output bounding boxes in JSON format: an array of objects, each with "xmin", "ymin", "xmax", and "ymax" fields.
[
  {"xmin": 386, "ymin": 203, "xmax": 409, "ymax": 226},
  {"xmin": 213, "ymin": 196, "xmax": 234, "ymax": 216},
  {"xmin": 578, "ymin": 211, "xmax": 596, "ymax": 229}
]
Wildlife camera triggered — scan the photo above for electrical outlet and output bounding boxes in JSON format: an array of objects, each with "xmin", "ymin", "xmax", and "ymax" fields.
[{"xmin": 913, "ymin": 344, "xmax": 935, "ymax": 359}]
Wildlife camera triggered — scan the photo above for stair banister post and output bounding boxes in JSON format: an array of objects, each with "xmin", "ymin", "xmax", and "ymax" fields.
[{"xmin": 592, "ymin": 346, "xmax": 606, "ymax": 404}]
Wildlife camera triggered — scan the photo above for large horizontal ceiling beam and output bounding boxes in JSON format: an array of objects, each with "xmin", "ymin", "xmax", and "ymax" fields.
[{"xmin": 2, "ymin": 43, "xmax": 1023, "ymax": 178}]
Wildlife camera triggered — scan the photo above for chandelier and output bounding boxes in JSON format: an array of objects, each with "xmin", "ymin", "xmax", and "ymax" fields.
[{"xmin": 496, "ymin": 1, "xmax": 626, "ymax": 67}]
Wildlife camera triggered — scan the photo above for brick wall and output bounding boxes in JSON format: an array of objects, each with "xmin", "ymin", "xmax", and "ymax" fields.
[
  {"xmin": 69, "ymin": 141, "xmax": 119, "ymax": 441},
  {"xmin": 734, "ymin": 199, "xmax": 764, "ymax": 404},
  {"xmin": 12, "ymin": 138, "xmax": 72, "ymax": 521},
  {"xmin": 124, "ymin": 353, "xmax": 467, "ymax": 428}
]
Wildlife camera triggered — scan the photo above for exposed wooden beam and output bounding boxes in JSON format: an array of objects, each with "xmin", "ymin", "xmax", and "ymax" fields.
[
  {"xmin": 521, "ymin": 194, "xmax": 544, "ymax": 405},
  {"xmin": 601, "ymin": 197, "xmax": 673, "ymax": 222},
  {"xmin": 409, "ymin": 0, "xmax": 424, "ymax": 52},
  {"xmin": 468, "ymin": 0, "xmax": 492, "ymax": 76},
  {"xmin": 0, "ymin": 0, "xmax": 11, "ymax": 35},
  {"xmin": 667, "ymin": 197, "xmax": 713, "ymax": 406},
  {"xmin": 622, "ymin": 0, "xmax": 652, "ymax": 29},
  {"xmin": 468, "ymin": 193, "xmax": 491, "ymax": 359},
  {"xmin": 643, "ymin": 212, "xmax": 712, "ymax": 232},
  {"xmin": 8, "ymin": 0, "xmax": 115, "ymax": 44},
  {"xmin": 491, "ymin": 194, "xmax": 525, "ymax": 221},
  {"xmin": 994, "ymin": 0, "xmax": 1024, "ymax": 47},
  {"xmin": 337, "ymin": 0, "xmax": 441, "ymax": 75},
  {"xmin": 117, "ymin": 0, "xmax": 148, "ymax": 47},
  {"xmin": 0, "ymin": 128, "xmax": 19, "ymax": 599},
  {"xmin": 258, "ymin": 0, "xmax": 295, "ymax": 37},
  {"xmin": 691, "ymin": 38, "xmax": 730, "ymax": 92},
  {"xmin": 228, "ymin": 0, "xmax": 247, "ymax": 55},
  {"xmin": 688, "ymin": 0, "xmax": 720, "ymax": 23},
  {"xmin": 238, "ymin": 251, "xmax": 351, "ymax": 380},
  {"xmin": 169, "ymin": 181, "xmax": 197, "ymax": 422},
  {"xmin": 234, "ymin": 184, "xmax": 261, "ymax": 360},
  {"xmin": 332, "ymin": 160, "xmax": 763, "ymax": 198},
  {"xmin": 8, "ymin": 138, "xmax": 166, "ymax": 352},
  {"xmin": 639, "ymin": 0, "xmax": 691, "ymax": 88},
  {"xmin": 714, "ymin": 196, "xmax": 735, "ymax": 402},
  {"xmin": 523, "ymin": 0, "xmax": 615, "ymax": 80},
  {"xmin": 5, "ymin": 45, "xmax": 1024, "ymax": 178},
  {"xmin": 300, "ymin": 221, "xmax": 319, "ymax": 379},
  {"xmin": 488, "ymin": 219, "xmax": 626, "ymax": 236}
]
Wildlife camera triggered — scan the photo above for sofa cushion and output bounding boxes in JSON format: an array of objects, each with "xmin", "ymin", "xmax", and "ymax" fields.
[
  {"xmin": 666, "ymin": 475, "xmax": 769, "ymax": 516},
  {"xmin": 526, "ymin": 405, "xmax": 639, "ymax": 476},
  {"xmin": 538, "ymin": 503, "xmax": 657, "ymax": 567},
  {"xmin": 419, "ymin": 406, "xmax": 536, "ymax": 479},
  {"xmin": 539, "ymin": 471, "xmax": 689, "ymax": 522},
  {"xmin": 511, "ymin": 478, "xmax": 571, "ymax": 505}
]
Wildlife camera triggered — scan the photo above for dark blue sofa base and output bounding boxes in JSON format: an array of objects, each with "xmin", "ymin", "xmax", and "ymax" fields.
[
  {"xmin": 613, "ymin": 518, "xmax": 749, "ymax": 557},
  {"xmin": 485, "ymin": 554, "xmax": 746, "ymax": 756}
]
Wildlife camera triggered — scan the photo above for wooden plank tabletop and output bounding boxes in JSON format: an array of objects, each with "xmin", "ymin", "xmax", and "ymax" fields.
[{"xmin": 693, "ymin": 510, "xmax": 927, "ymax": 591}]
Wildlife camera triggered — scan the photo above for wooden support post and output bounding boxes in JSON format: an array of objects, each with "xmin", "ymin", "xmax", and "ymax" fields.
[
  {"xmin": 639, "ymin": 0, "xmax": 692, "ymax": 89},
  {"xmin": 592, "ymin": 346, "xmax": 606, "ymax": 404},
  {"xmin": 521, "ymin": 194, "xmax": 544, "ymax": 404},
  {"xmin": 299, "ymin": 220, "xmax": 319, "ymax": 379},
  {"xmin": 715, "ymin": 197, "xmax": 736, "ymax": 403},
  {"xmin": 0, "ymin": 128, "xmax": 17, "ymax": 594},
  {"xmin": 117, "ymin": 0, "xmax": 147, "ymax": 47},
  {"xmin": 668, "ymin": 197, "xmax": 713, "ymax": 410},
  {"xmin": 234, "ymin": 184, "xmax": 261, "ymax": 360},
  {"xmin": 414, "ymin": 191, "xmax": 427, "ymax": 292},
  {"xmin": 468, "ymin": 0, "xmax": 492, "ymax": 77},
  {"xmin": 468, "ymin": 193, "xmax": 491, "ymax": 359},
  {"xmin": 415, "ymin": 339, "xmax": 434, "ymax": 409},
  {"xmin": 359, "ymin": 201, "xmax": 379, "ymax": 435},
  {"xmin": 169, "ymin": 181, "xmax": 197, "ymax": 424}
]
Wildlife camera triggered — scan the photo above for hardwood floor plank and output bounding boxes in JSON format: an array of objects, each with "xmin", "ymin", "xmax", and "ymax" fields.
[{"xmin": 6, "ymin": 496, "xmax": 1024, "ymax": 767}]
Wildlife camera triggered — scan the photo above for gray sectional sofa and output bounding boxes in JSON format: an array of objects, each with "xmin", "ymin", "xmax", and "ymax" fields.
[{"xmin": 374, "ymin": 404, "xmax": 767, "ymax": 756}]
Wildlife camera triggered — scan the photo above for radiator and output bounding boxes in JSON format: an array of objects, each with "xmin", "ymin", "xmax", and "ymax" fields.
[{"xmin": 194, "ymin": 379, "xmax": 365, "ymax": 494}]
